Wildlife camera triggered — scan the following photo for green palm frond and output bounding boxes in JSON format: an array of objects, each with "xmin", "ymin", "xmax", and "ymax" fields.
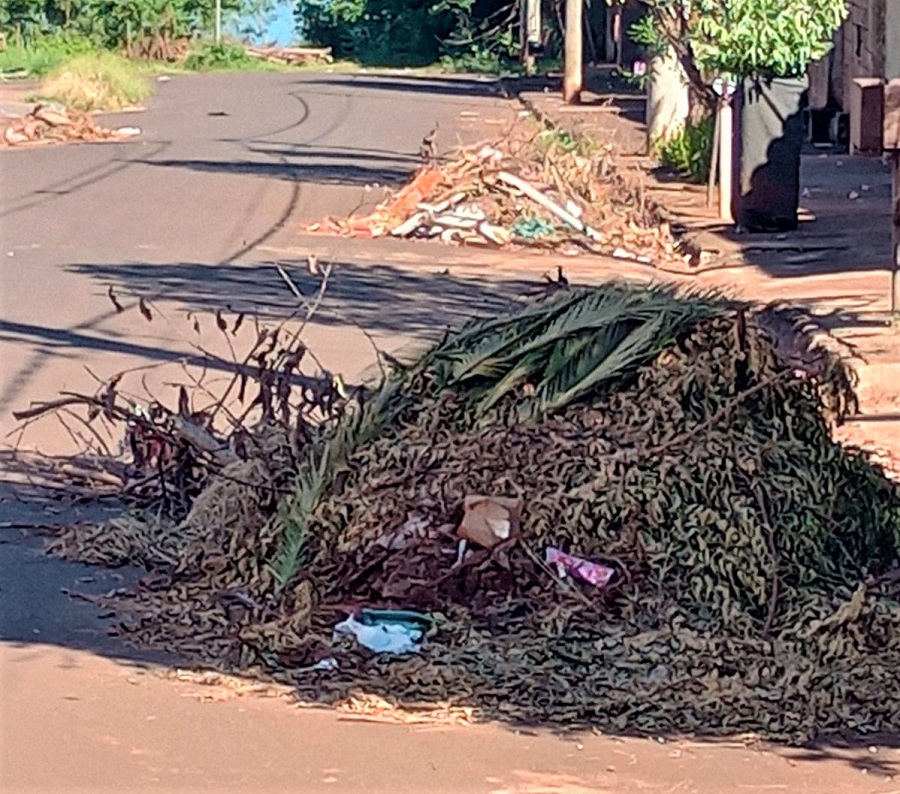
[{"xmin": 477, "ymin": 351, "xmax": 542, "ymax": 413}]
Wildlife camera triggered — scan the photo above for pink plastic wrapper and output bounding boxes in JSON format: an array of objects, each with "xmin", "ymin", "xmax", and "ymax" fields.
[{"xmin": 545, "ymin": 547, "xmax": 615, "ymax": 588}]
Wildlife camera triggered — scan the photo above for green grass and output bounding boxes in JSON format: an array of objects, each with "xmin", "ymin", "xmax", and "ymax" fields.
[
  {"xmin": 37, "ymin": 51, "xmax": 152, "ymax": 111},
  {"xmin": 0, "ymin": 33, "xmax": 96, "ymax": 77}
]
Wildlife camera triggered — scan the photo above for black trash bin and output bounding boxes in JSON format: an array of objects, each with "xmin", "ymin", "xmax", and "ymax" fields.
[{"xmin": 734, "ymin": 76, "xmax": 808, "ymax": 232}]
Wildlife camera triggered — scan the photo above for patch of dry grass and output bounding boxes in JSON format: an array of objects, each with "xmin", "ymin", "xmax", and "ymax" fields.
[{"xmin": 38, "ymin": 52, "xmax": 152, "ymax": 111}]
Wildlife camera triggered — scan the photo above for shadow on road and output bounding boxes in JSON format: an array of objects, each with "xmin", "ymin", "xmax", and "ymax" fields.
[
  {"xmin": 304, "ymin": 75, "xmax": 506, "ymax": 100},
  {"xmin": 136, "ymin": 158, "xmax": 412, "ymax": 187},
  {"xmin": 244, "ymin": 144, "xmax": 422, "ymax": 165},
  {"xmin": 0, "ymin": 455, "xmax": 178, "ymax": 669}
]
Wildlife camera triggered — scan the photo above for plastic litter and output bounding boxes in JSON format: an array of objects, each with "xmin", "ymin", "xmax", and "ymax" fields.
[
  {"xmin": 513, "ymin": 217, "xmax": 557, "ymax": 240},
  {"xmin": 297, "ymin": 657, "xmax": 339, "ymax": 674},
  {"xmin": 333, "ymin": 609, "xmax": 430, "ymax": 655},
  {"xmin": 545, "ymin": 547, "xmax": 615, "ymax": 588}
]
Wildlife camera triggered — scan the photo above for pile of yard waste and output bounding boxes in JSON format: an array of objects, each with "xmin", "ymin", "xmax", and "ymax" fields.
[
  {"xmin": 51, "ymin": 283, "xmax": 900, "ymax": 743},
  {"xmin": 244, "ymin": 45, "xmax": 333, "ymax": 65},
  {"xmin": 303, "ymin": 128, "xmax": 692, "ymax": 268},
  {"xmin": 1, "ymin": 104, "xmax": 140, "ymax": 147}
]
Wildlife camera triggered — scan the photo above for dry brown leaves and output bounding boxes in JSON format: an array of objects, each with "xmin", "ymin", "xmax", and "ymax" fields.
[
  {"xmin": 164, "ymin": 668, "xmax": 297, "ymax": 702},
  {"xmin": 324, "ymin": 692, "xmax": 476, "ymax": 727}
]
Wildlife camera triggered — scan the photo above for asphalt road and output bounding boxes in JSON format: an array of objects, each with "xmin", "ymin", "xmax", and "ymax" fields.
[{"xmin": 0, "ymin": 71, "xmax": 516, "ymax": 452}]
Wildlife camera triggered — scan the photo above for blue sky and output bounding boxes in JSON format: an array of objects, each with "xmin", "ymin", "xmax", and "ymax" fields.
[{"xmin": 229, "ymin": 0, "xmax": 297, "ymax": 45}]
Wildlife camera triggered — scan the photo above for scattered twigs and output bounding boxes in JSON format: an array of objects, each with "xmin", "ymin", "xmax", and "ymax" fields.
[
  {"xmin": 13, "ymin": 274, "xmax": 353, "ymax": 520},
  {"xmin": 302, "ymin": 124, "xmax": 692, "ymax": 266},
  {"xmin": 169, "ymin": 415, "xmax": 235, "ymax": 466}
]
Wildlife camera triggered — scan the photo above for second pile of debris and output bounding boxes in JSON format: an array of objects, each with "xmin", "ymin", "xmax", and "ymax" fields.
[
  {"xmin": 303, "ymin": 127, "xmax": 693, "ymax": 268},
  {"xmin": 1, "ymin": 104, "xmax": 140, "ymax": 147}
]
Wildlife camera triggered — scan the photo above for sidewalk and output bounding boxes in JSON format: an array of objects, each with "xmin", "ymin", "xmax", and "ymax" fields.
[
  {"xmin": 515, "ymin": 78, "xmax": 900, "ymax": 470},
  {"xmin": 0, "ymin": 79, "xmax": 37, "ymax": 118}
]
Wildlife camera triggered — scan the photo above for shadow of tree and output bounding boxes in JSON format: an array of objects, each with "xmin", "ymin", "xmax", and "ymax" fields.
[
  {"xmin": 65, "ymin": 258, "xmax": 537, "ymax": 338},
  {"xmin": 0, "ymin": 456, "xmax": 176, "ymax": 667},
  {"xmin": 302, "ymin": 74, "xmax": 507, "ymax": 100}
]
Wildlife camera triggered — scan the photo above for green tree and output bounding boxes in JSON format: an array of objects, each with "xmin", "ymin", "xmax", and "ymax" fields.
[
  {"xmin": 630, "ymin": 0, "xmax": 847, "ymax": 106},
  {"xmin": 2, "ymin": 0, "xmax": 271, "ymax": 50},
  {"xmin": 296, "ymin": 0, "xmax": 524, "ymax": 67}
]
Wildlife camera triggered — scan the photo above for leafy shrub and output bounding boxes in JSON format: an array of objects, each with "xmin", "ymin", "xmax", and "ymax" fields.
[
  {"xmin": 691, "ymin": 0, "xmax": 846, "ymax": 80},
  {"xmin": 0, "ymin": 32, "xmax": 95, "ymax": 76},
  {"xmin": 652, "ymin": 115, "xmax": 714, "ymax": 183},
  {"xmin": 38, "ymin": 51, "xmax": 152, "ymax": 110},
  {"xmin": 631, "ymin": 0, "xmax": 846, "ymax": 108},
  {"xmin": 299, "ymin": 0, "xmax": 525, "ymax": 69},
  {"xmin": 183, "ymin": 41, "xmax": 261, "ymax": 70}
]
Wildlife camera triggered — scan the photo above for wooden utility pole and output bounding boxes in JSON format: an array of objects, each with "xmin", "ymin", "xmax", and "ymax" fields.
[
  {"xmin": 884, "ymin": 80, "xmax": 900, "ymax": 313},
  {"xmin": 563, "ymin": 0, "xmax": 583, "ymax": 104},
  {"xmin": 520, "ymin": 0, "xmax": 534, "ymax": 72}
]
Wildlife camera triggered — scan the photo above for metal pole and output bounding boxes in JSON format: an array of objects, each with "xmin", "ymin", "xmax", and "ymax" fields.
[
  {"xmin": 563, "ymin": 0, "xmax": 583, "ymax": 104},
  {"xmin": 215, "ymin": 0, "xmax": 222, "ymax": 45},
  {"xmin": 707, "ymin": 101, "xmax": 721, "ymax": 209},
  {"xmin": 718, "ymin": 94, "xmax": 734, "ymax": 223},
  {"xmin": 892, "ymin": 153, "xmax": 900, "ymax": 314}
]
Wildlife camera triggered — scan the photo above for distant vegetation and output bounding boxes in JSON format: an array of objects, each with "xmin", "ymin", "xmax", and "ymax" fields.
[
  {"xmin": 1, "ymin": 0, "xmax": 251, "ymax": 55},
  {"xmin": 0, "ymin": 0, "xmax": 565, "ymax": 90},
  {"xmin": 296, "ymin": 0, "xmax": 547, "ymax": 69}
]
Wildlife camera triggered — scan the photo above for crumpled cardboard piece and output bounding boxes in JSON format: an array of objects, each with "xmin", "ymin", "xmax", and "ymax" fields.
[{"xmin": 457, "ymin": 495, "xmax": 522, "ymax": 548}]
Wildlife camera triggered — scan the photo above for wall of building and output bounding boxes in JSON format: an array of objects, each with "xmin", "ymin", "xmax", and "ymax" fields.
[
  {"xmin": 839, "ymin": 0, "xmax": 886, "ymax": 107},
  {"xmin": 886, "ymin": 0, "xmax": 900, "ymax": 80}
]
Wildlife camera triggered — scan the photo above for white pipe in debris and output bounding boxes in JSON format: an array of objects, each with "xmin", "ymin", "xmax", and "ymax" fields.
[{"xmin": 497, "ymin": 171, "xmax": 601, "ymax": 241}]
